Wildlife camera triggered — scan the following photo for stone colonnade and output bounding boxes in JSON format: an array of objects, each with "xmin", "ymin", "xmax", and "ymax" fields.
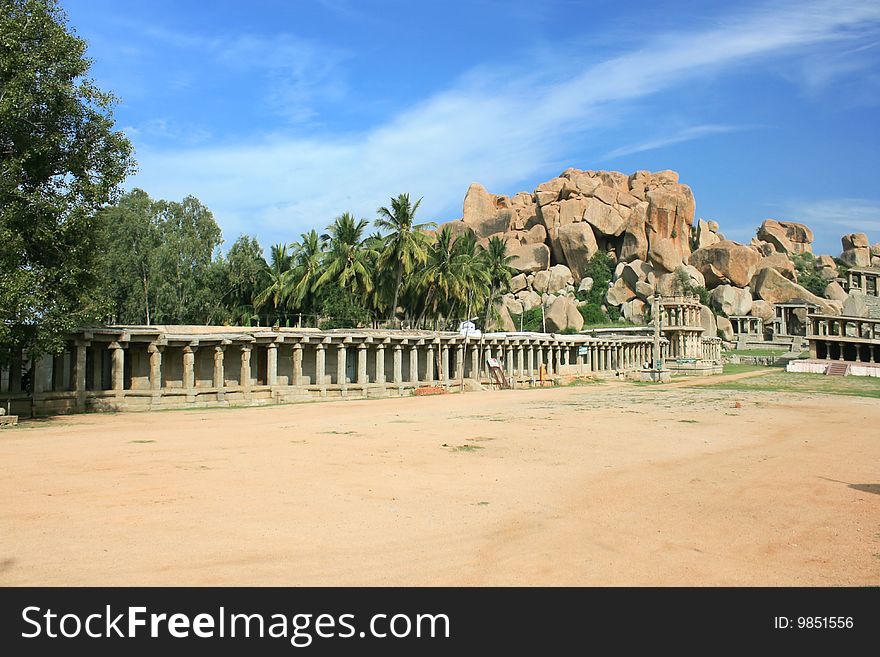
[
  {"xmin": 807, "ymin": 314, "xmax": 880, "ymax": 363},
  {"xmin": 1, "ymin": 327, "xmax": 661, "ymax": 415}
]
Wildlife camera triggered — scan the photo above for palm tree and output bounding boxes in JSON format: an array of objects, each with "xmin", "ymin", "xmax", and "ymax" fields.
[
  {"xmin": 287, "ymin": 230, "xmax": 325, "ymax": 317},
  {"xmin": 420, "ymin": 227, "xmax": 463, "ymax": 324},
  {"xmin": 375, "ymin": 193, "xmax": 435, "ymax": 321},
  {"xmin": 451, "ymin": 231, "xmax": 491, "ymax": 326},
  {"xmin": 315, "ymin": 213, "xmax": 375, "ymax": 303},
  {"xmin": 482, "ymin": 236, "xmax": 515, "ymax": 331},
  {"xmin": 254, "ymin": 243, "xmax": 293, "ymax": 324}
]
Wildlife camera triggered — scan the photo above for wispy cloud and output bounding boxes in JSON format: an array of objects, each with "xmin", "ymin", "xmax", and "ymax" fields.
[
  {"xmin": 126, "ymin": 0, "xmax": 880, "ymax": 245},
  {"xmin": 601, "ymin": 124, "xmax": 746, "ymax": 159}
]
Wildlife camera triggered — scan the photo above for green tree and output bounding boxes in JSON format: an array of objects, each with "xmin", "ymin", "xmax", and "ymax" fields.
[
  {"xmin": 287, "ymin": 229, "xmax": 325, "ymax": 318},
  {"xmin": 791, "ymin": 253, "xmax": 827, "ymax": 298},
  {"xmin": 96, "ymin": 189, "xmax": 161, "ymax": 324},
  {"xmin": 375, "ymin": 193, "xmax": 434, "ymax": 319},
  {"xmin": 0, "ymin": 0, "xmax": 134, "ymax": 360},
  {"xmin": 315, "ymin": 212, "xmax": 375, "ymax": 307},
  {"xmin": 216, "ymin": 235, "xmax": 268, "ymax": 325},
  {"xmin": 153, "ymin": 196, "xmax": 223, "ymax": 324},
  {"xmin": 254, "ymin": 243, "xmax": 293, "ymax": 324},
  {"xmin": 481, "ymin": 236, "xmax": 515, "ymax": 330}
]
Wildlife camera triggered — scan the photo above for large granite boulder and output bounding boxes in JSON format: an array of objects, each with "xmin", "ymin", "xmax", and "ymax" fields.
[
  {"xmin": 583, "ymin": 197, "xmax": 627, "ymax": 236},
  {"xmin": 620, "ymin": 259, "xmax": 653, "ymax": 290},
  {"xmin": 462, "ymin": 183, "xmax": 512, "ymax": 238},
  {"xmin": 688, "ymin": 240, "xmax": 761, "ymax": 288},
  {"xmin": 750, "ymin": 267, "xmax": 839, "ymax": 315},
  {"xmin": 716, "ymin": 315, "xmax": 734, "ymax": 341},
  {"xmin": 749, "ymin": 300, "xmax": 774, "ymax": 323},
  {"xmin": 437, "ymin": 219, "xmax": 475, "ymax": 241},
  {"xmin": 547, "ymin": 264, "xmax": 574, "ymax": 294},
  {"xmin": 756, "ymin": 253, "xmax": 797, "ymax": 281},
  {"xmin": 509, "ymin": 273, "xmax": 528, "ymax": 293},
  {"xmin": 649, "ymin": 238, "xmax": 683, "ymax": 273},
  {"xmin": 508, "ymin": 243, "xmax": 550, "ymax": 273},
  {"xmin": 622, "ymin": 298, "xmax": 647, "ymax": 323},
  {"xmin": 500, "ymin": 293, "xmax": 523, "ymax": 317},
  {"xmin": 840, "ymin": 233, "xmax": 871, "ymax": 267},
  {"xmin": 696, "ymin": 218, "xmax": 720, "ymax": 249},
  {"xmin": 557, "ymin": 222, "xmax": 599, "ymax": 279},
  {"xmin": 619, "ymin": 202, "xmax": 650, "ymax": 262},
  {"xmin": 645, "ymin": 184, "xmax": 695, "ymax": 265},
  {"xmin": 756, "ymin": 219, "xmax": 813, "ymax": 254},
  {"xmin": 516, "ymin": 289, "xmax": 542, "ymax": 312},
  {"xmin": 532, "ymin": 269, "xmax": 551, "ymax": 294},
  {"xmin": 489, "ymin": 301, "xmax": 516, "ymax": 331},
  {"xmin": 544, "ymin": 295, "xmax": 584, "ymax": 332},
  {"xmin": 710, "ymin": 285, "xmax": 753, "ymax": 316},
  {"xmin": 606, "ymin": 277, "xmax": 636, "ymax": 306},
  {"xmin": 700, "ymin": 305, "xmax": 718, "ymax": 338},
  {"xmin": 824, "ymin": 281, "xmax": 848, "ymax": 302}
]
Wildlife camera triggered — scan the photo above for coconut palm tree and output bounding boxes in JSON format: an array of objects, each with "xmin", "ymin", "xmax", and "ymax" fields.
[
  {"xmin": 375, "ymin": 193, "xmax": 435, "ymax": 320},
  {"xmin": 482, "ymin": 235, "xmax": 515, "ymax": 330},
  {"xmin": 287, "ymin": 230, "xmax": 325, "ymax": 317},
  {"xmin": 254, "ymin": 243, "xmax": 293, "ymax": 323},
  {"xmin": 420, "ymin": 227, "xmax": 463, "ymax": 324},
  {"xmin": 451, "ymin": 231, "xmax": 491, "ymax": 326},
  {"xmin": 315, "ymin": 213, "xmax": 375, "ymax": 304}
]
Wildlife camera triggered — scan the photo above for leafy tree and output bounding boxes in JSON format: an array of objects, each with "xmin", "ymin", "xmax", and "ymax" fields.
[
  {"xmin": 791, "ymin": 252, "xmax": 827, "ymax": 297},
  {"xmin": 481, "ymin": 236, "xmax": 515, "ymax": 330},
  {"xmin": 153, "ymin": 196, "xmax": 223, "ymax": 323},
  {"xmin": 0, "ymin": 0, "xmax": 134, "ymax": 360},
  {"xmin": 254, "ymin": 243, "xmax": 293, "ymax": 323},
  {"xmin": 315, "ymin": 212, "xmax": 375, "ymax": 306},
  {"xmin": 375, "ymin": 193, "xmax": 434, "ymax": 319},
  {"xmin": 96, "ymin": 189, "xmax": 161, "ymax": 324},
  {"xmin": 217, "ymin": 235, "xmax": 268, "ymax": 325},
  {"xmin": 286, "ymin": 229, "xmax": 325, "ymax": 320}
]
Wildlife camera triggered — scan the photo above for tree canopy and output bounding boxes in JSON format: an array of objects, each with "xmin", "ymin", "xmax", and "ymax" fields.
[{"xmin": 0, "ymin": 0, "xmax": 134, "ymax": 360}]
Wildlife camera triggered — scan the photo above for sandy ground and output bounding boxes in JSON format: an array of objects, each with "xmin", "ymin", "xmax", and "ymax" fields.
[{"xmin": 1, "ymin": 374, "xmax": 877, "ymax": 586}]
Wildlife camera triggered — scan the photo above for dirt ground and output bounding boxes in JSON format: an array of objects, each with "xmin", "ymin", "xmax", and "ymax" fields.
[{"xmin": 1, "ymin": 373, "xmax": 878, "ymax": 586}]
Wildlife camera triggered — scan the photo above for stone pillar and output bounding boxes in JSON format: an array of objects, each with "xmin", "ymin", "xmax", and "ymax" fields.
[
  {"xmin": 182, "ymin": 346, "xmax": 196, "ymax": 390},
  {"xmin": 537, "ymin": 346, "xmax": 544, "ymax": 373},
  {"xmin": 504, "ymin": 345, "xmax": 513, "ymax": 379},
  {"xmin": 546, "ymin": 346, "xmax": 554, "ymax": 375},
  {"xmin": 267, "ymin": 343, "xmax": 278, "ymax": 386},
  {"xmin": 292, "ymin": 343, "xmax": 303, "ymax": 386},
  {"xmin": 314, "ymin": 344, "xmax": 324, "ymax": 386},
  {"xmin": 110, "ymin": 342, "xmax": 125, "ymax": 392},
  {"xmin": 442, "ymin": 344, "xmax": 450, "ymax": 386},
  {"xmin": 870, "ymin": 345, "xmax": 876, "ymax": 364},
  {"xmin": 148, "ymin": 344, "xmax": 162, "ymax": 391},
  {"xmin": 91, "ymin": 346, "xmax": 103, "ymax": 390},
  {"xmin": 527, "ymin": 345, "xmax": 534, "ymax": 376},
  {"xmin": 409, "ymin": 344, "xmax": 419, "ymax": 384},
  {"xmin": 73, "ymin": 342, "xmax": 87, "ymax": 411},
  {"xmin": 517, "ymin": 345, "xmax": 524, "ymax": 377},
  {"xmin": 838, "ymin": 341, "xmax": 844, "ymax": 361},
  {"xmin": 52, "ymin": 353, "xmax": 66, "ymax": 391},
  {"xmin": 241, "ymin": 345, "xmax": 253, "ymax": 395},
  {"xmin": 425, "ymin": 343, "xmax": 435, "ymax": 384},
  {"xmin": 455, "ymin": 344, "xmax": 465, "ymax": 382},
  {"xmin": 357, "ymin": 343, "xmax": 368, "ymax": 385},
  {"xmin": 376, "ymin": 343, "xmax": 386, "ymax": 384},
  {"xmin": 470, "ymin": 344, "xmax": 479, "ymax": 379},
  {"xmin": 393, "ymin": 344, "xmax": 403, "ymax": 385},
  {"xmin": 336, "ymin": 343, "xmax": 347, "ymax": 387},
  {"xmin": 213, "ymin": 346, "xmax": 225, "ymax": 389}
]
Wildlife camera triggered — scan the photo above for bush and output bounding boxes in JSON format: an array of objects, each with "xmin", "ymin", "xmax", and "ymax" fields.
[
  {"xmin": 510, "ymin": 306, "xmax": 544, "ymax": 332},
  {"xmin": 791, "ymin": 253, "xmax": 828, "ymax": 298},
  {"xmin": 578, "ymin": 303, "xmax": 606, "ymax": 325}
]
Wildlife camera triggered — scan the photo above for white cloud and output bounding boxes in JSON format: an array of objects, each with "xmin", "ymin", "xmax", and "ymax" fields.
[
  {"xmin": 126, "ymin": 0, "xmax": 880, "ymax": 246},
  {"xmin": 601, "ymin": 125, "xmax": 746, "ymax": 159}
]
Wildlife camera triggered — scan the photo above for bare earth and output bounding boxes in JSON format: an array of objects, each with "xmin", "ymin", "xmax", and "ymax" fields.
[{"xmin": 1, "ymin": 375, "xmax": 878, "ymax": 586}]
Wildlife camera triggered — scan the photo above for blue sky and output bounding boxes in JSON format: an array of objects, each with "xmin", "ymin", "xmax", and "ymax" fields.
[{"xmin": 64, "ymin": 0, "xmax": 880, "ymax": 255}]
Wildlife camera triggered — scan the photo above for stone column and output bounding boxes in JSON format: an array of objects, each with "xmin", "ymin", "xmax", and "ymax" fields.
[
  {"xmin": 357, "ymin": 343, "xmax": 368, "ymax": 385},
  {"xmin": 838, "ymin": 341, "xmax": 844, "ymax": 361},
  {"xmin": 527, "ymin": 345, "xmax": 534, "ymax": 376},
  {"xmin": 870, "ymin": 345, "xmax": 876, "ymax": 364},
  {"xmin": 241, "ymin": 345, "xmax": 253, "ymax": 396},
  {"xmin": 470, "ymin": 344, "xmax": 479, "ymax": 379},
  {"xmin": 336, "ymin": 343, "xmax": 347, "ymax": 388},
  {"xmin": 442, "ymin": 344, "xmax": 450, "ymax": 386},
  {"xmin": 213, "ymin": 346, "xmax": 225, "ymax": 389},
  {"xmin": 455, "ymin": 344, "xmax": 465, "ymax": 382},
  {"xmin": 91, "ymin": 346, "xmax": 103, "ymax": 390},
  {"xmin": 537, "ymin": 346, "xmax": 544, "ymax": 373},
  {"xmin": 425, "ymin": 343, "xmax": 435, "ymax": 384},
  {"xmin": 314, "ymin": 344, "xmax": 324, "ymax": 386},
  {"xmin": 182, "ymin": 346, "xmax": 196, "ymax": 391},
  {"xmin": 517, "ymin": 345, "xmax": 524, "ymax": 377},
  {"xmin": 393, "ymin": 344, "xmax": 403, "ymax": 385},
  {"xmin": 267, "ymin": 343, "xmax": 278, "ymax": 386},
  {"xmin": 292, "ymin": 343, "xmax": 303, "ymax": 386},
  {"xmin": 546, "ymin": 346, "xmax": 554, "ymax": 375},
  {"xmin": 409, "ymin": 344, "xmax": 419, "ymax": 384},
  {"xmin": 504, "ymin": 345, "xmax": 513, "ymax": 379},
  {"xmin": 73, "ymin": 342, "xmax": 87, "ymax": 411},
  {"xmin": 110, "ymin": 342, "xmax": 125, "ymax": 392},
  {"xmin": 52, "ymin": 354, "xmax": 66, "ymax": 391},
  {"xmin": 376, "ymin": 343, "xmax": 386, "ymax": 384}
]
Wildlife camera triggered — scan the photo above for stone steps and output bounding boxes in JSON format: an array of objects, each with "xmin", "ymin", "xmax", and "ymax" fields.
[{"xmin": 825, "ymin": 362, "xmax": 850, "ymax": 376}]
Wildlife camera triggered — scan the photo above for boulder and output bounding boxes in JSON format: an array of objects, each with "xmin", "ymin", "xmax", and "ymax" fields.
[
  {"xmin": 532, "ymin": 270, "xmax": 551, "ymax": 294},
  {"xmin": 710, "ymin": 285, "xmax": 753, "ymax": 316},
  {"xmin": 696, "ymin": 218, "xmax": 720, "ymax": 249},
  {"xmin": 489, "ymin": 301, "xmax": 516, "ymax": 332},
  {"xmin": 508, "ymin": 243, "xmax": 550, "ymax": 273},
  {"xmin": 842, "ymin": 233, "xmax": 870, "ymax": 249},
  {"xmin": 649, "ymin": 238, "xmax": 683, "ymax": 273},
  {"xmin": 534, "ymin": 177, "xmax": 568, "ymax": 206},
  {"xmin": 516, "ymin": 289, "xmax": 542, "ymax": 312},
  {"xmin": 750, "ymin": 267, "xmax": 839, "ymax": 315},
  {"xmin": 578, "ymin": 277, "xmax": 594, "ymax": 294},
  {"xmin": 757, "ymin": 219, "xmax": 813, "ymax": 254},
  {"xmin": 544, "ymin": 295, "xmax": 583, "ymax": 332},
  {"xmin": 547, "ymin": 264, "xmax": 574, "ymax": 294},
  {"xmin": 842, "ymin": 291, "xmax": 870, "ymax": 317},
  {"xmin": 509, "ymin": 273, "xmax": 528, "ymax": 293},
  {"xmin": 501, "ymin": 294, "xmax": 523, "ymax": 317},
  {"xmin": 557, "ymin": 222, "xmax": 599, "ymax": 280},
  {"xmin": 462, "ymin": 183, "xmax": 512, "ymax": 238},
  {"xmin": 645, "ymin": 185, "xmax": 694, "ymax": 264},
  {"xmin": 824, "ymin": 281, "xmax": 848, "ymax": 301},
  {"xmin": 619, "ymin": 202, "xmax": 650, "ymax": 262},
  {"xmin": 749, "ymin": 300, "xmax": 774, "ymax": 323},
  {"xmin": 750, "ymin": 238, "xmax": 776, "ymax": 257},
  {"xmin": 700, "ymin": 305, "xmax": 718, "ymax": 338},
  {"xmin": 654, "ymin": 265, "xmax": 706, "ymax": 296},
  {"xmin": 606, "ymin": 277, "xmax": 636, "ymax": 306},
  {"xmin": 583, "ymin": 197, "xmax": 627, "ymax": 236},
  {"xmin": 716, "ymin": 315, "xmax": 734, "ymax": 341},
  {"xmin": 688, "ymin": 240, "xmax": 761, "ymax": 288},
  {"xmin": 526, "ymin": 223, "xmax": 547, "ymax": 244},
  {"xmin": 756, "ymin": 253, "xmax": 797, "ymax": 281},
  {"xmin": 707, "ymin": 220, "xmax": 719, "ymax": 232},
  {"xmin": 622, "ymin": 299, "xmax": 647, "ymax": 323},
  {"xmin": 621, "ymin": 259, "xmax": 653, "ymax": 290},
  {"xmin": 635, "ymin": 280, "xmax": 655, "ymax": 300},
  {"xmin": 437, "ymin": 220, "xmax": 475, "ymax": 241}
]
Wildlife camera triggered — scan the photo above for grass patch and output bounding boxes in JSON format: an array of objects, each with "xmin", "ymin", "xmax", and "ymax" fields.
[
  {"xmin": 564, "ymin": 377, "xmax": 603, "ymax": 387},
  {"xmin": 722, "ymin": 363, "xmax": 776, "ymax": 375},
  {"xmin": 723, "ymin": 348, "xmax": 788, "ymax": 357},
  {"xmin": 444, "ymin": 444, "xmax": 484, "ymax": 452},
  {"xmin": 129, "ymin": 439, "xmax": 156, "ymax": 443},
  {"xmin": 695, "ymin": 371, "xmax": 880, "ymax": 399},
  {"xmin": 678, "ymin": 419, "xmax": 699, "ymax": 423}
]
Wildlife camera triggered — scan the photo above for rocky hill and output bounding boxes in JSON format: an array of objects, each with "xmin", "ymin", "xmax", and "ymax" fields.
[{"xmin": 439, "ymin": 168, "xmax": 880, "ymax": 335}]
